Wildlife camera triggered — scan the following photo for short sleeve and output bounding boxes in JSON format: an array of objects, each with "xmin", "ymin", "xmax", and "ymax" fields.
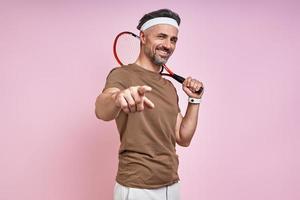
[
  {"xmin": 167, "ymin": 79, "xmax": 181, "ymax": 114},
  {"xmin": 102, "ymin": 68, "xmax": 129, "ymax": 92}
]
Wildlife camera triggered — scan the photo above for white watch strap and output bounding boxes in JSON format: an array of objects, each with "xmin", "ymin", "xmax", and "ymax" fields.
[{"xmin": 188, "ymin": 97, "xmax": 201, "ymax": 104}]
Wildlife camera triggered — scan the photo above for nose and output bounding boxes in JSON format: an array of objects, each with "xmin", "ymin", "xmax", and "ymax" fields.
[{"xmin": 162, "ymin": 39, "xmax": 172, "ymax": 50}]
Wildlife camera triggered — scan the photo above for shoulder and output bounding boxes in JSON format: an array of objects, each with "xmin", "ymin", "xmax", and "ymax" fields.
[
  {"xmin": 164, "ymin": 78, "xmax": 178, "ymax": 92},
  {"xmin": 106, "ymin": 65, "xmax": 132, "ymax": 78},
  {"xmin": 107, "ymin": 65, "xmax": 128, "ymax": 74}
]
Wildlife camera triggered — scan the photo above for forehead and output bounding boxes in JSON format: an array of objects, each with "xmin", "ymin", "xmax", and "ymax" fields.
[{"xmin": 145, "ymin": 24, "xmax": 178, "ymax": 37}]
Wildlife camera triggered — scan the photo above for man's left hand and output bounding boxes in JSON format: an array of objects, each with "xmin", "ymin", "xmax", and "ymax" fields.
[{"xmin": 182, "ymin": 76, "xmax": 204, "ymax": 99}]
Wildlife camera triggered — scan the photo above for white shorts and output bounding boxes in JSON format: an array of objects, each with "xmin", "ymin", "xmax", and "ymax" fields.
[{"xmin": 113, "ymin": 182, "xmax": 180, "ymax": 200}]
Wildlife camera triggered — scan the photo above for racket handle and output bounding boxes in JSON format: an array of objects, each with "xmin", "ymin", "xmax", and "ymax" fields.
[
  {"xmin": 173, "ymin": 73, "xmax": 203, "ymax": 94},
  {"xmin": 172, "ymin": 74, "xmax": 185, "ymax": 83}
]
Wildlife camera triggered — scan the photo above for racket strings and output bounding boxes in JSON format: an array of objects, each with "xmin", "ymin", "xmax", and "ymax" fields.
[{"xmin": 115, "ymin": 33, "xmax": 140, "ymax": 65}]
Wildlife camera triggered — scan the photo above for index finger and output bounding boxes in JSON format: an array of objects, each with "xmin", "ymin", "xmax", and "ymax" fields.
[
  {"xmin": 183, "ymin": 76, "xmax": 192, "ymax": 87},
  {"xmin": 137, "ymin": 85, "xmax": 152, "ymax": 96}
]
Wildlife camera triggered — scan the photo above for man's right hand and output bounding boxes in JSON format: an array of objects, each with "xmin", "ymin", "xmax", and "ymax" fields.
[{"xmin": 113, "ymin": 85, "xmax": 155, "ymax": 113}]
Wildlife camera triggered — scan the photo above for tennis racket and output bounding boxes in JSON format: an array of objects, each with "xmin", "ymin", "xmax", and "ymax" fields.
[{"xmin": 113, "ymin": 31, "xmax": 203, "ymax": 94}]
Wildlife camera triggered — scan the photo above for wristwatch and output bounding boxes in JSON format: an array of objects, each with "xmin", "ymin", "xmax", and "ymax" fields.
[{"xmin": 188, "ymin": 97, "xmax": 201, "ymax": 104}]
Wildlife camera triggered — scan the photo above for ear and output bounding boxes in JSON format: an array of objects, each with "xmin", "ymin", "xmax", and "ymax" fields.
[{"xmin": 139, "ymin": 31, "xmax": 146, "ymax": 44}]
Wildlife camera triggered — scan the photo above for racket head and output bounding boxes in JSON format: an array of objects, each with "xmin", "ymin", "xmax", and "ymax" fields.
[{"xmin": 113, "ymin": 31, "xmax": 140, "ymax": 66}]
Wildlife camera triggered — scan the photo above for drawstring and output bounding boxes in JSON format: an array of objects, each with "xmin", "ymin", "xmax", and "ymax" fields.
[{"xmin": 166, "ymin": 185, "xmax": 168, "ymax": 200}]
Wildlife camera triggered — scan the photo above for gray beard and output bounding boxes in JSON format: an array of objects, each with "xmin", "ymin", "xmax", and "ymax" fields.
[
  {"xmin": 151, "ymin": 53, "xmax": 168, "ymax": 66},
  {"xmin": 144, "ymin": 46, "xmax": 170, "ymax": 66}
]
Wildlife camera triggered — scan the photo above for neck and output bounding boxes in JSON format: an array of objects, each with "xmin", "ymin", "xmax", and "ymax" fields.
[{"xmin": 134, "ymin": 54, "xmax": 161, "ymax": 73}]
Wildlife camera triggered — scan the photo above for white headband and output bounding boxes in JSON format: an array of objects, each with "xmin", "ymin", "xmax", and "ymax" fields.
[{"xmin": 140, "ymin": 17, "xmax": 179, "ymax": 31}]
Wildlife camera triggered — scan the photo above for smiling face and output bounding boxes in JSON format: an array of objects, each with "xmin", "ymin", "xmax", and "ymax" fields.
[{"xmin": 140, "ymin": 24, "xmax": 178, "ymax": 66}]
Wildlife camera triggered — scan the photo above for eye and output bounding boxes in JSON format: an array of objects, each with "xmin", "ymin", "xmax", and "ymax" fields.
[{"xmin": 171, "ymin": 38, "xmax": 178, "ymax": 44}]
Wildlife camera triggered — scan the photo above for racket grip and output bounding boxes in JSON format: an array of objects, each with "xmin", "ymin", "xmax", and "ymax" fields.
[
  {"xmin": 173, "ymin": 73, "xmax": 203, "ymax": 94},
  {"xmin": 172, "ymin": 74, "xmax": 185, "ymax": 83}
]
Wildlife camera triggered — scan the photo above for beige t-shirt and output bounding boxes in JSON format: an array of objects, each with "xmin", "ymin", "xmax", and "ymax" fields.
[{"xmin": 103, "ymin": 64, "xmax": 181, "ymax": 189}]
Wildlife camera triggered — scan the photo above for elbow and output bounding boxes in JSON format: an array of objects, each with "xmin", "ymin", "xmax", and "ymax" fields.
[
  {"xmin": 101, "ymin": 118, "xmax": 113, "ymax": 122},
  {"xmin": 95, "ymin": 110, "xmax": 101, "ymax": 119},
  {"xmin": 179, "ymin": 142, "xmax": 191, "ymax": 147},
  {"xmin": 95, "ymin": 110, "xmax": 114, "ymax": 121},
  {"xmin": 176, "ymin": 139, "xmax": 191, "ymax": 147}
]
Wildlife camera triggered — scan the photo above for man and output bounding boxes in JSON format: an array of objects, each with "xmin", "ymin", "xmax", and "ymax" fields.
[{"xmin": 95, "ymin": 9, "xmax": 204, "ymax": 200}]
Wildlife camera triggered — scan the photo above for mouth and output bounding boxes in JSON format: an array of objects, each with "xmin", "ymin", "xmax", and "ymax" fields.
[{"xmin": 157, "ymin": 49, "xmax": 170, "ymax": 57}]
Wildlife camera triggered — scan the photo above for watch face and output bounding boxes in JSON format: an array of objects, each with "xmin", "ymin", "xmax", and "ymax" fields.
[{"xmin": 189, "ymin": 97, "xmax": 201, "ymax": 104}]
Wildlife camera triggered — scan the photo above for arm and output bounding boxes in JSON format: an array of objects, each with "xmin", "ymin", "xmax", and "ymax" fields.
[
  {"xmin": 95, "ymin": 86, "xmax": 155, "ymax": 121},
  {"xmin": 175, "ymin": 77, "xmax": 204, "ymax": 147},
  {"xmin": 175, "ymin": 104, "xmax": 200, "ymax": 147},
  {"xmin": 95, "ymin": 87, "xmax": 122, "ymax": 121}
]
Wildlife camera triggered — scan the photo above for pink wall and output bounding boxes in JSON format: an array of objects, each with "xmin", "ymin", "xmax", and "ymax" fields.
[{"xmin": 1, "ymin": 1, "xmax": 299, "ymax": 200}]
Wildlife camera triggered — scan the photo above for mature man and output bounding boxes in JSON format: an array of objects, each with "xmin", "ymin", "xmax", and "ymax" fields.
[{"xmin": 95, "ymin": 8, "xmax": 204, "ymax": 200}]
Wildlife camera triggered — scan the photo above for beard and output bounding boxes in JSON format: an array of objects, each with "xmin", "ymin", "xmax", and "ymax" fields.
[
  {"xmin": 152, "ymin": 53, "xmax": 168, "ymax": 66},
  {"xmin": 145, "ymin": 46, "xmax": 172, "ymax": 66}
]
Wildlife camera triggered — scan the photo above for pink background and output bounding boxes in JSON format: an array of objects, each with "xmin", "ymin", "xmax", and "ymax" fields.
[{"xmin": 1, "ymin": 1, "xmax": 299, "ymax": 200}]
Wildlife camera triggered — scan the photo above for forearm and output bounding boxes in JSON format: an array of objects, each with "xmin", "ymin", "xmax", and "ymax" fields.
[
  {"xmin": 179, "ymin": 103, "xmax": 200, "ymax": 146},
  {"xmin": 95, "ymin": 91, "xmax": 121, "ymax": 121}
]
